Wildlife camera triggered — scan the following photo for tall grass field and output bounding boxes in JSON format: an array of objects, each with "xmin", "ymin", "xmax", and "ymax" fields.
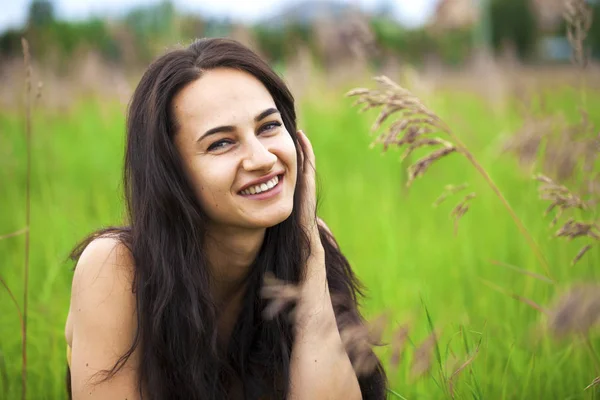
[{"xmin": 1, "ymin": 75, "xmax": 599, "ymax": 399}]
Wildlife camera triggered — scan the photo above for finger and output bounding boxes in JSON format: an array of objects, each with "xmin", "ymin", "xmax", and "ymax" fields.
[
  {"xmin": 296, "ymin": 130, "xmax": 305, "ymax": 172},
  {"xmin": 297, "ymin": 130, "xmax": 309, "ymax": 173},
  {"xmin": 297, "ymin": 130, "xmax": 315, "ymax": 173}
]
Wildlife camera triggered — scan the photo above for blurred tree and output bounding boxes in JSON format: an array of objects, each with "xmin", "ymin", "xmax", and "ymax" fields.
[
  {"xmin": 252, "ymin": 22, "xmax": 314, "ymax": 64},
  {"xmin": 125, "ymin": 0, "xmax": 178, "ymax": 62},
  {"xmin": 489, "ymin": 0, "xmax": 537, "ymax": 60},
  {"xmin": 180, "ymin": 15, "xmax": 206, "ymax": 41},
  {"xmin": 0, "ymin": 29, "xmax": 22, "ymax": 55},
  {"xmin": 27, "ymin": 0, "xmax": 55, "ymax": 28},
  {"xmin": 472, "ymin": 0, "xmax": 492, "ymax": 51},
  {"xmin": 586, "ymin": 0, "xmax": 600, "ymax": 57}
]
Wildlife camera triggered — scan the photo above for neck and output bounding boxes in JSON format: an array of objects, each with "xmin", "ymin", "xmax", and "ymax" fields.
[
  {"xmin": 205, "ymin": 225, "xmax": 266, "ymax": 350},
  {"xmin": 205, "ymin": 225, "xmax": 266, "ymax": 304}
]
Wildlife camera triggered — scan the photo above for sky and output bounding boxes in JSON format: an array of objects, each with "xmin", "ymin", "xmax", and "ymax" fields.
[{"xmin": 0, "ymin": 0, "xmax": 440, "ymax": 33}]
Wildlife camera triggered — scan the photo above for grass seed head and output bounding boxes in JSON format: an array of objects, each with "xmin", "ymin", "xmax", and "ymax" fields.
[
  {"xmin": 433, "ymin": 183, "xmax": 470, "ymax": 207},
  {"xmin": 547, "ymin": 284, "xmax": 600, "ymax": 337},
  {"xmin": 339, "ymin": 313, "xmax": 387, "ymax": 377},
  {"xmin": 555, "ymin": 219, "xmax": 600, "ymax": 241},
  {"xmin": 407, "ymin": 146, "xmax": 457, "ymax": 187},
  {"xmin": 389, "ymin": 323, "xmax": 410, "ymax": 368},
  {"xmin": 571, "ymin": 244, "xmax": 593, "ymax": 266},
  {"xmin": 347, "ymin": 75, "xmax": 449, "ymax": 156},
  {"xmin": 450, "ymin": 192, "xmax": 477, "ymax": 235},
  {"xmin": 260, "ymin": 273, "xmax": 301, "ymax": 320},
  {"xmin": 410, "ymin": 331, "xmax": 438, "ymax": 379},
  {"xmin": 534, "ymin": 174, "xmax": 589, "ymax": 227}
]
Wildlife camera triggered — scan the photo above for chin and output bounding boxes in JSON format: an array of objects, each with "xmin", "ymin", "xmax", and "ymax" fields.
[{"xmin": 249, "ymin": 205, "xmax": 294, "ymax": 229}]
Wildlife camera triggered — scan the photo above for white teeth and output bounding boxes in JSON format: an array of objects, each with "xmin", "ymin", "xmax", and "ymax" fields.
[{"xmin": 241, "ymin": 175, "xmax": 280, "ymax": 195}]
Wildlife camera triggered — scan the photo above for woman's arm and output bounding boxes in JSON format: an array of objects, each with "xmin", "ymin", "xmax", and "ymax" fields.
[
  {"xmin": 288, "ymin": 131, "xmax": 362, "ymax": 399},
  {"xmin": 68, "ymin": 237, "xmax": 141, "ymax": 399},
  {"xmin": 288, "ymin": 247, "xmax": 362, "ymax": 400}
]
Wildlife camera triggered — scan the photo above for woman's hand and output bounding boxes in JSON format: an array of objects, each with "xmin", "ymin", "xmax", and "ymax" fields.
[{"xmin": 297, "ymin": 130, "xmax": 324, "ymax": 258}]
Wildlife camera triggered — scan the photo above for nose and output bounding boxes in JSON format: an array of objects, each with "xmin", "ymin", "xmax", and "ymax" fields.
[{"xmin": 241, "ymin": 136, "xmax": 277, "ymax": 172}]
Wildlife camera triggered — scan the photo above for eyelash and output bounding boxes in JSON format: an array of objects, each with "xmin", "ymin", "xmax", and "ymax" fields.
[{"xmin": 207, "ymin": 121, "xmax": 282, "ymax": 152}]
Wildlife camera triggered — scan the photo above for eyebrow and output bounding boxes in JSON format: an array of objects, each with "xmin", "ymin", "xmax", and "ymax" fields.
[{"xmin": 197, "ymin": 108, "xmax": 280, "ymax": 142}]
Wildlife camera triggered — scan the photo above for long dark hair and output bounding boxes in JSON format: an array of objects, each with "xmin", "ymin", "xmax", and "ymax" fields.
[{"xmin": 69, "ymin": 38, "xmax": 386, "ymax": 399}]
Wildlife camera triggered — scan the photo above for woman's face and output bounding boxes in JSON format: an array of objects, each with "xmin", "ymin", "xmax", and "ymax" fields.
[{"xmin": 173, "ymin": 68, "xmax": 298, "ymax": 230}]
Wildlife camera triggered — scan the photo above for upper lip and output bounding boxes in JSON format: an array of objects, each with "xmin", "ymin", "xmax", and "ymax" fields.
[{"xmin": 238, "ymin": 171, "xmax": 284, "ymax": 192}]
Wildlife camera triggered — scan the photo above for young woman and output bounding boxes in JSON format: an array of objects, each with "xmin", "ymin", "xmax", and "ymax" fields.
[{"xmin": 64, "ymin": 37, "xmax": 387, "ymax": 399}]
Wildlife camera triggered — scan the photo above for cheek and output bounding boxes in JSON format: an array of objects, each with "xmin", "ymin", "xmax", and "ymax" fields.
[
  {"xmin": 188, "ymin": 159, "xmax": 234, "ymax": 208},
  {"xmin": 275, "ymin": 132, "xmax": 298, "ymax": 175}
]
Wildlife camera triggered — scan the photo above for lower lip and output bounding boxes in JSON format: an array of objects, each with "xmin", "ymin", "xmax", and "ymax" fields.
[{"xmin": 239, "ymin": 175, "xmax": 284, "ymax": 200}]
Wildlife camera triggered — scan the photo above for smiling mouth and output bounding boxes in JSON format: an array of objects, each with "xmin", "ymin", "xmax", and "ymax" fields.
[{"xmin": 239, "ymin": 174, "xmax": 283, "ymax": 196}]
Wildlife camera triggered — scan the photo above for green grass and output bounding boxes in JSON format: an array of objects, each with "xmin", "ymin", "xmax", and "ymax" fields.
[{"xmin": 1, "ymin": 82, "xmax": 599, "ymax": 399}]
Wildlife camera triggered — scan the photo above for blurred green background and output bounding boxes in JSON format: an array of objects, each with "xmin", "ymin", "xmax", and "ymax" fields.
[{"xmin": 1, "ymin": 0, "xmax": 600, "ymax": 399}]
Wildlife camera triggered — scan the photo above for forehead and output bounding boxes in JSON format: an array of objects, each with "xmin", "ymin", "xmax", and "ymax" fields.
[{"xmin": 173, "ymin": 68, "xmax": 276, "ymax": 131}]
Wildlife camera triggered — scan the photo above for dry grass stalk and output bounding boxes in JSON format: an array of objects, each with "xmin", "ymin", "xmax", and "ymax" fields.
[
  {"xmin": 433, "ymin": 183, "xmax": 469, "ymax": 207},
  {"xmin": 584, "ymin": 376, "xmax": 600, "ymax": 390},
  {"xmin": 480, "ymin": 279, "xmax": 549, "ymax": 315},
  {"xmin": 448, "ymin": 342, "xmax": 481, "ymax": 398},
  {"xmin": 349, "ymin": 76, "xmax": 552, "ymax": 278},
  {"xmin": 490, "ymin": 260, "xmax": 554, "ymax": 284},
  {"xmin": 564, "ymin": 0, "xmax": 593, "ymax": 68},
  {"xmin": 547, "ymin": 284, "xmax": 600, "ymax": 337},
  {"xmin": 20, "ymin": 37, "xmax": 33, "ymax": 400},
  {"xmin": 410, "ymin": 331, "xmax": 439, "ymax": 379},
  {"xmin": 0, "ymin": 227, "xmax": 28, "ymax": 240},
  {"xmin": 571, "ymin": 244, "xmax": 592, "ymax": 266},
  {"xmin": 0, "ymin": 276, "xmax": 23, "ymax": 327},
  {"xmin": 389, "ymin": 323, "xmax": 410, "ymax": 368}
]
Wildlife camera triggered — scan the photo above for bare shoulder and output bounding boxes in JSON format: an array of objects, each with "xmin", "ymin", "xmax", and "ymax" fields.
[
  {"xmin": 70, "ymin": 237, "xmax": 135, "ymax": 313},
  {"xmin": 74, "ymin": 236, "xmax": 134, "ymax": 282},
  {"xmin": 67, "ymin": 237, "xmax": 140, "ymax": 398},
  {"xmin": 70, "ymin": 236, "xmax": 136, "ymax": 329}
]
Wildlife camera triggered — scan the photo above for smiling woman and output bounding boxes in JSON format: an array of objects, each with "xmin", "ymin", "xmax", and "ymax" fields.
[{"xmin": 64, "ymin": 38, "xmax": 387, "ymax": 400}]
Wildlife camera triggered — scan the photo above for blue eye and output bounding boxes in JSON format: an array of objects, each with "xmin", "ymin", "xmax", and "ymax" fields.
[
  {"xmin": 260, "ymin": 121, "xmax": 282, "ymax": 133},
  {"xmin": 207, "ymin": 139, "xmax": 232, "ymax": 151}
]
